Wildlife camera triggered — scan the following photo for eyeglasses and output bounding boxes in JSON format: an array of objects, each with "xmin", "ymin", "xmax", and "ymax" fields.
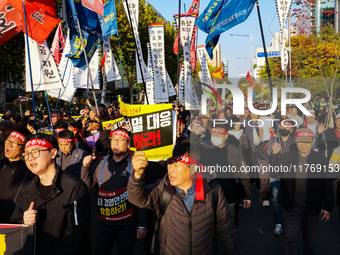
[
  {"xmin": 111, "ymin": 138, "xmax": 128, "ymax": 144},
  {"xmin": 21, "ymin": 149, "xmax": 50, "ymax": 161},
  {"xmin": 5, "ymin": 139, "xmax": 24, "ymax": 148}
]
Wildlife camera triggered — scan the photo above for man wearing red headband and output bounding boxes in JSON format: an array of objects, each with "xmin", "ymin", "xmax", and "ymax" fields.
[
  {"xmin": 56, "ymin": 130, "xmax": 89, "ymax": 178},
  {"xmin": 81, "ymin": 127, "xmax": 147, "ymax": 255},
  {"xmin": 0, "ymin": 127, "xmax": 33, "ymax": 223},
  {"xmin": 129, "ymin": 143, "xmax": 239, "ymax": 255},
  {"xmin": 270, "ymin": 128, "xmax": 334, "ymax": 255},
  {"xmin": 11, "ymin": 133, "xmax": 91, "ymax": 255}
]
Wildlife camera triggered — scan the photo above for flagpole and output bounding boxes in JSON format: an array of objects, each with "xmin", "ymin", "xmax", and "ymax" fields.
[
  {"xmin": 44, "ymin": 92, "xmax": 54, "ymax": 134},
  {"xmin": 114, "ymin": 2, "xmax": 126, "ymax": 102},
  {"xmin": 255, "ymin": 0, "xmax": 278, "ymax": 132},
  {"xmin": 177, "ymin": 0, "xmax": 181, "ymax": 108},
  {"xmin": 22, "ymin": 0, "xmax": 37, "ymax": 129},
  {"xmin": 19, "ymin": 101, "xmax": 22, "ymax": 117},
  {"xmin": 125, "ymin": 0, "xmax": 149, "ymax": 104},
  {"xmin": 76, "ymin": 19, "xmax": 101, "ymax": 119}
]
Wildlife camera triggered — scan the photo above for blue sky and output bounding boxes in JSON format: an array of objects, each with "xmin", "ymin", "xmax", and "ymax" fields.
[{"xmin": 146, "ymin": 0, "xmax": 283, "ymax": 78}]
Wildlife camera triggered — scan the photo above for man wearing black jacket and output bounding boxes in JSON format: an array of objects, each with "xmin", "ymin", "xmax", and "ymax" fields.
[
  {"xmin": 11, "ymin": 133, "xmax": 91, "ymax": 255},
  {"xmin": 270, "ymin": 128, "xmax": 334, "ymax": 255},
  {"xmin": 0, "ymin": 127, "xmax": 33, "ymax": 223}
]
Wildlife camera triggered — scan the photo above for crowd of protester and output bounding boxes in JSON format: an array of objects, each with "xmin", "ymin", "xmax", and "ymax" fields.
[{"xmin": 0, "ymin": 95, "xmax": 339, "ymax": 255}]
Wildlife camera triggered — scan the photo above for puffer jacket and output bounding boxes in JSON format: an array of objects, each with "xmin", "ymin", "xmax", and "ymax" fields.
[{"xmin": 128, "ymin": 172, "xmax": 239, "ymax": 255}]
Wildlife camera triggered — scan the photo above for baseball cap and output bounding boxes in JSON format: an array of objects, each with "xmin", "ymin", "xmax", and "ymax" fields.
[{"xmin": 295, "ymin": 128, "xmax": 314, "ymax": 143}]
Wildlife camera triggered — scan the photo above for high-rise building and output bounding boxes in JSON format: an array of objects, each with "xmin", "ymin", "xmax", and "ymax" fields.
[
  {"xmin": 311, "ymin": 0, "xmax": 335, "ymax": 33},
  {"xmin": 222, "ymin": 59, "xmax": 228, "ymax": 78}
]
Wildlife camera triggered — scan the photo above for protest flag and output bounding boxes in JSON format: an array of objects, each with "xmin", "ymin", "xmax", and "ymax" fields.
[
  {"xmin": 196, "ymin": 0, "xmax": 256, "ymax": 59},
  {"xmin": 82, "ymin": 0, "xmax": 104, "ymax": 17},
  {"xmin": 9, "ymin": 0, "xmax": 58, "ymax": 44},
  {"xmin": 100, "ymin": 0, "xmax": 118, "ymax": 38},
  {"xmin": 51, "ymin": 20, "xmax": 65, "ymax": 66},
  {"xmin": 246, "ymin": 71, "xmax": 256, "ymax": 90},
  {"xmin": 212, "ymin": 63, "xmax": 225, "ymax": 79},
  {"xmin": 0, "ymin": 1, "xmax": 22, "ymax": 47}
]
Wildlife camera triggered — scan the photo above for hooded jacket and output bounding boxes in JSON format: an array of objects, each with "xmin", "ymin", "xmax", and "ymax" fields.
[
  {"xmin": 11, "ymin": 167, "xmax": 91, "ymax": 255},
  {"xmin": 128, "ymin": 173, "xmax": 239, "ymax": 255}
]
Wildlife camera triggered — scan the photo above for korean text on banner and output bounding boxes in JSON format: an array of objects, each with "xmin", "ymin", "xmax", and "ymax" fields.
[
  {"xmin": 100, "ymin": 0, "xmax": 118, "ymax": 38},
  {"xmin": 0, "ymin": 1, "xmax": 22, "ymax": 47},
  {"xmin": 148, "ymin": 23, "xmax": 168, "ymax": 103},
  {"xmin": 102, "ymin": 117, "xmax": 126, "ymax": 130},
  {"xmin": 196, "ymin": 0, "xmax": 256, "ymax": 59},
  {"xmin": 122, "ymin": 0, "xmax": 152, "ymax": 84},
  {"xmin": 119, "ymin": 97, "xmax": 173, "ymax": 160},
  {"xmin": 25, "ymin": 37, "xmax": 63, "ymax": 92},
  {"xmin": 65, "ymin": 0, "xmax": 101, "ymax": 70},
  {"xmin": 145, "ymin": 43, "xmax": 155, "ymax": 104}
]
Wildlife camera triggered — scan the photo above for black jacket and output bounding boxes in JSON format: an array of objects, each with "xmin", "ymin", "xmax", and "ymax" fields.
[
  {"xmin": 0, "ymin": 159, "xmax": 34, "ymax": 223},
  {"xmin": 269, "ymin": 150, "xmax": 334, "ymax": 215},
  {"xmin": 316, "ymin": 128, "xmax": 340, "ymax": 161},
  {"xmin": 56, "ymin": 148, "xmax": 89, "ymax": 178},
  {"xmin": 11, "ymin": 167, "xmax": 91, "ymax": 255}
]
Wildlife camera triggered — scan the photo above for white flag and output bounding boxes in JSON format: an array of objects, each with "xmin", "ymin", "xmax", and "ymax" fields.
[
  {"xmin": 48, "ymin": 31, "xmax": 75, "ymax": 102},
  {"xmin": 103, "ymin": 37, "xmax": 121, "ymax": 82},
  {"xmin": 123, "ymin": 0, "xmax": 152, "ymax": 83},
  {"xmin": 74, "ymin": 48, "xmax": 100, "ymax": 89},
  {"xmin": 145, "ymin": 43, "xmax": 155, "ymax": 104},
  {"xmin": 25, "ymin": 37, "xmax": 63, "ymax": 92}
]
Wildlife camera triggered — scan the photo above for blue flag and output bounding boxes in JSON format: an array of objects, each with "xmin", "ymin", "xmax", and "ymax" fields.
[
  {"xmin": 196, "ymin": 0, "xmax": 256, "ymax": 59},
  {"xmin": 66, "ymin": 0, "xmax": 102, "ymax": 69},
  {"xmin": 100, "ymin": 0, "xmax": 118, "ymax": 38}
]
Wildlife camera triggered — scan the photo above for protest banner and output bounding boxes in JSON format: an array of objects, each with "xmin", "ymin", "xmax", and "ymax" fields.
[
  {"xmin": 101, "ymin": 117, "xmax": 126, "ymax": 130},
  {"xmin": 119, "ymin": 96, "xmax": 173, "ymax": 160},
  {"xmin": 0, "ymin": 224, "xmax": 34, "ymax": 255}
]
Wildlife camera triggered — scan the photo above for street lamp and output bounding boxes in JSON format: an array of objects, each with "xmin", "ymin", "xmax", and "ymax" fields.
[{"xmin": 230, "ymin": 34, "xmax": 253, "ymax": 77}]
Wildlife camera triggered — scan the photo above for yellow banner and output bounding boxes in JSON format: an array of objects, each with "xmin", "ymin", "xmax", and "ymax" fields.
[
  {"xmin": 118, "ymin": 96, "xmax": 174, "ymax": 160},
  {"xmin": 101, "ymin": 117, "xmax": 125, "ymax": 129}
]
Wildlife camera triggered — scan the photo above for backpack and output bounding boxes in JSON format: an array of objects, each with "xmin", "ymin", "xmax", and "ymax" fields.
[{"xmin": 157, "ymin": 180, "xmax": 219, "ymax": 226}]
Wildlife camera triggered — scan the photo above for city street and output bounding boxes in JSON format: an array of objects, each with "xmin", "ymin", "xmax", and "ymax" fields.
[{"xmin": 103, "ymin": 186, "xmax": 340, "ymax": 255}]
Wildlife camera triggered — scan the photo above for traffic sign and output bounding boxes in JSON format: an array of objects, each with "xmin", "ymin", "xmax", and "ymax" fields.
[{"xmin": 257, "ymin": 51, "xmax": 281, "ymax": 58}]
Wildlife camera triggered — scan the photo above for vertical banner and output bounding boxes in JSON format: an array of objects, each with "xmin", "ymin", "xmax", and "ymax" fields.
[
  {"xmin": 48, "ymin": 32, "xmax": 76, "ymax": 102},
  {"xmin": 276, "ymin": 0, "xmax": 292, "ymax": 72},
  {"xmin": 178, "ymin": 65, "xmax": 185, "ymax": 105},
  {"xmin": 0, "ymin": 224, "xmax": 34, "ymax": 255},
  {"xmin": 175, "ymin": 14, "xmax": 200, "ymax": 110},
  {"xmin": 119, "ymin": 97, "xmax": 173, "ymax": 160},
  {"xmin": 196, "ymin": 45, "xmax": 213, "ymax": 87},
  {"xmin": 166, "ymin": 70, "xmax": 177, "ymax": 97},
  {"xmin": 103, "ymin": 37, "xmax": 121, "ymax": 82},
  {"xmin": 148, "ymin": 23, "xmax": 168, "ymax": 103},
  {"xmin": 25, "ymin": 37, "xmax": 63, "ymax": 92},
  {"xmin": 122, "ymin": 0, "xmax": 152, "ymax": 83},
  {"xmin": 74, "ymin": 48, "xmax": 100, "ymax": 89},
  {"xmin": 145, "ymin": 43, "xmax": 155, "ymax": 104}
]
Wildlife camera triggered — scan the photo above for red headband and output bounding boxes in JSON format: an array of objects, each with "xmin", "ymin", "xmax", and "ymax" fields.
[
  {"xmin": 69, "ymin": 126, "xmax": 79, "ymax": 132},
  {"xmin": 191, "ymin": 120, "xmax": 201, "ymax": 127},
  {"xmin": 9, "ymin": 131, "xmax": 25, "ymax": 143},
  {"xmin": 281, "ymin": 121, "xmax": 294, "ymax": 127},
  {"xmin": 25, "ymin": 139, "xmax": 55, "ymax": 150},
  {"xmin": 295, "ymin": 131, "xmax": 314, "ymax": 138},
  {"xmin": 52, "ymin": 113, "xmax": 60, "ymax": 117},
  {"xmin": 54, "ymin": 128, "xmax": 65, "ymax": 134},
  {"xmin": 211, "ymin": 127, "xmax": 228, "ymax": 135},
  {"xmin": 169, "ymin": 155, "xmax": 198, "ymax": 165},
  {"xmin": 58, "ymin": 138, "xmax": 74, "ymax": 143},
  {"xmin": 110, "ymin": 130, "xmax": 129, "ymax": 140}
]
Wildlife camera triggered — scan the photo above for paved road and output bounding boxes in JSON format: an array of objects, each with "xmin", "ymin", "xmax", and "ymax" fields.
[{"xmin": 89, "ymin": 187, "xmax": 340, "ymax": 255}]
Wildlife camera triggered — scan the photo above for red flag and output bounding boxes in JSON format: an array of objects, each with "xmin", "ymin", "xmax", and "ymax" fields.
[
  {"xmin": 9, "ymin": 0, "xmax": 58, "ymax": 44},
  {"xmin": 82, "ymin": 0, "xmax": 104, "ymax": 17},
  {"xmin": 173, "ymin": 0, "xmax": 199, "ymax": 55},
  {"xmin": 246, "ymin": 72, "xmax": 256, "ymax": 90},
  {"xmin": 51, "ymin": 21, "xmax": 65, "ymax": 66},
  {"xmin": 100, "ymin": 51, "xmax": 108, "ymax": 70},
  {"xmin": 0, "ymin": 1, "xmax": 22, "ymax": 47}
]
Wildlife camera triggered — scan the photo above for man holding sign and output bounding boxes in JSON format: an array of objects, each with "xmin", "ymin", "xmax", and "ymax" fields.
[{"xmin": 81, "ymin": 127, "xmax": 147, "ymax": 255}]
